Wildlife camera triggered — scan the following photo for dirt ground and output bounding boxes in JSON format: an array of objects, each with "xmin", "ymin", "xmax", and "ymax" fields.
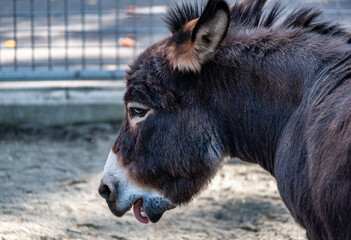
[{"xmin": 0, "ymin": 123, "xmax": 306, "ymax": 240}]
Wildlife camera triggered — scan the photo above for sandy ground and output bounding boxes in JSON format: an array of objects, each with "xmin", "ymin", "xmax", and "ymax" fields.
[{"xmin": 0, "ymin": 123, "xmax": 306, "ymax": 240}]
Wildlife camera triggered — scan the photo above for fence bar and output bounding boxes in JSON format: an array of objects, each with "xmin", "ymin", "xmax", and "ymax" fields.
[
  {"xmin": 337, "ymin": 0, "xmax": 340, "ymax": 11},
  {"xmin": 64, "ymin": 0, "xmax": 69, "ymax": 70},
  {"xmin": 0, "ymin": 60, "xmax": 132, "ymax": 68},
  {"xmin": 47, "ymin": 0, "xmax": 52, "ymax": 70},
  {"xmin": 149, "ymin": 0, "xmax": 154, "ymax": 45},
  {"xmin": 0, "ymin": 8, "xmax": 169, "ymax": 17},
  {"xmin": 0, "ymin": 27, "xmax": 169, "ymax": 34},
  {"xmin": 115, "ymin": 0, "xmax": 120, "ymax": 69},
  {"xmin": 0, "ymin": 43, "xmax": 154, "ymax": 49},
  {"xmin": 0, "ymin": 10, "xmax": 165, "ymax": 18},
  {"xmin": 98, "ymin": 0, "xmax": 103, "ymax": 70},
  {"xmin": 132, "ymin": 0, "xmax": 137, "ymax": 58},
  {"xmin": 30, "ymin": 0, "xmax": 35, "ymax": 70},
  {"xmin": 81, "ymin": 0, "xmax": 86, "ymax": 70},
  {"xmin": 13, "ymin": 0, "xmax": 18, "ymax": 70},
  {"xmin": 0, "ymin": 14, "xmax": 2, "ymax": 70},
  {"xmin": 336, "ymin": 0, "xmax": 341, "ymax": 21}
]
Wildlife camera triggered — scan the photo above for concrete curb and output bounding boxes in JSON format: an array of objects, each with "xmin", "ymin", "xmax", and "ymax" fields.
[{"xmin": 0, "ymin": 81, "xmax": 126, "ymax": 126}]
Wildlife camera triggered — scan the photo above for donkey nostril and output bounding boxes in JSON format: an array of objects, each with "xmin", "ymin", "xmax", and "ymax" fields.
[{"xmin": 98, "ymin": 184, "xmax": 111, "ymax": 200}]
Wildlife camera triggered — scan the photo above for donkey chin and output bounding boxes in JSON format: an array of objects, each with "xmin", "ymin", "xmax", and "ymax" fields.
[{"xmin": 99, "ymin": 151, "xmax": 176, "ymax": 224}]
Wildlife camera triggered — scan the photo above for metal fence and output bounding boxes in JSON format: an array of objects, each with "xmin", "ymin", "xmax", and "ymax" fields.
[
  {"xmin": 0, "ymin": 0, "xmax": 350, "ymax": 81},
  {"xmin": 0, "ymin": 0, "xmax": 174, "ymax": 80}
]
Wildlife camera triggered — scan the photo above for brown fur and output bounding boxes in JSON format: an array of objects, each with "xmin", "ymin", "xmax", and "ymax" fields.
[
  {"xmin": 165, "ymin": 1, "xmax": 230, "ymax": 72},
  {"xmin": 165, "ymin": 38, "xmax": 200, "ymax": 72},
  {"xmin": 100, "ymin": 1, "xmax": 351, "ymax": 238},
  {"xmin": 165, "ymin": 18, "xmax": 201, "ymax": 72}
]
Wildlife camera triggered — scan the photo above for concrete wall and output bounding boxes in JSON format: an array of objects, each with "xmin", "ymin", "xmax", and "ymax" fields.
[{"xmin": 0, "ymin": 81, "xmax": 126, "ymax": 126}]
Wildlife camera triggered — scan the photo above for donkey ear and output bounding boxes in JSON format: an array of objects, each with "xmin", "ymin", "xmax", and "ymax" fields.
[
  {"xmin": 191, "ymin": 0, "xmax": 230, "ymax": 60},
  {"xmin": 166, "ymin": 0, "xmax": 230, "ymax": 72}
]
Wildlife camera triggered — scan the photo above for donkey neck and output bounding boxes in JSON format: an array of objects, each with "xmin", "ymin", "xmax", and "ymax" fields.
[{"xmin": 209, "ymin": 30, "xmax": 331, "ymax": 175}]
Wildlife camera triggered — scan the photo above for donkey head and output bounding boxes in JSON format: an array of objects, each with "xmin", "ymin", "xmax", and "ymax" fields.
[{"xmin": 99, "ymin": 0, "xmax": 230, "ymax": 224}]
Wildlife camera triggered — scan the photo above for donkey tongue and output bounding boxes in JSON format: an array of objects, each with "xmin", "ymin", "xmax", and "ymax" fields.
[{"xmin": 133, "ymin": 199, "xmax": 149, "ymax": 224}]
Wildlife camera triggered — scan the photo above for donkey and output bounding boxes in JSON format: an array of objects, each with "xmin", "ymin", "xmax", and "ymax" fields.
[{"xmin": 99, "ymin": 0, "xmax": 351, "ymax": 239}]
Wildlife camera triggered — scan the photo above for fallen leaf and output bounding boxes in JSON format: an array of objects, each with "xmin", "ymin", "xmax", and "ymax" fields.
[
  {"xmin": 126, "ymin": 5, "xmax": 138, "ymax": 12},
  {"xmin": 5, "ymin": 40, "xmax": 16, "ymax": 48},
  {"xmin": 118, "ymin": 37, "xmax": 136, "ymax": 47},
  {"xmin": 106, "ymin": 65, "xmax": 118, "ymax": 71},
  {"xmin": 126, "ymin": 5, "xmax": 140, "ymax": 18}
]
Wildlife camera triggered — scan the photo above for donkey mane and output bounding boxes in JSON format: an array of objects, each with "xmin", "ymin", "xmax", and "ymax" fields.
[{"xmin": 165, "ymin": 0, "xmax": 351, "ymax": 43}]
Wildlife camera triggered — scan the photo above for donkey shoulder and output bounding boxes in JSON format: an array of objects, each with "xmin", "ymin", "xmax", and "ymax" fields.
[
  {"xmin": 275, "ymin": 54, "xmax": 351, "ymax": 237},
  {"xmin": 305, "ymin": 67, "xmax": 351, "ymax": 239}
]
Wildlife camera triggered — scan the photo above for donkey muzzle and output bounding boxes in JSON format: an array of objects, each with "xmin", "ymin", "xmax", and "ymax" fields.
[
  {"xmin": 98, "ymin": 178, "xmax": 175, "ymax": 222},
  {"xmin": 99, "ymin": 151, "xmax": 176, "ymax": 223}
]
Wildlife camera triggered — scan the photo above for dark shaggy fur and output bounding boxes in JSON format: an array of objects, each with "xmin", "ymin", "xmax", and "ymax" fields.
[
  {"xmin": 100, "ymin": 0, "xmax": 351, "ymax": 239},
  {"xmin": 165, "ymin": 0, "xmax": 351, "ymax": 41}
]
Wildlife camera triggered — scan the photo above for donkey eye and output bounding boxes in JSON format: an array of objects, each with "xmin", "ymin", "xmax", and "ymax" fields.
[{"xmin": 129, "ymin": 107, "xmax": 148, "ymax": 118}]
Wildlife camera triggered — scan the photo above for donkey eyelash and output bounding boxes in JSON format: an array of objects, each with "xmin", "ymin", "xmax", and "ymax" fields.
[
  {"xmin": 129, "ymin": 107, "xmax": 149, "ymax": 118},
  {"xmin": 127, "ymin": 102, "xmax": 151, "ymax": 119}
]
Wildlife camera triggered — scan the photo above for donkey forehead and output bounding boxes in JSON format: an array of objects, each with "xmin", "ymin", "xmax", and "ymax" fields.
[
  {"xmin": 123, "ymin": 42, "xmax": 199, "ymax": 108},
  {"xmin": 126, "ymin": 39, "xmax": 170, "ymax": 78}
]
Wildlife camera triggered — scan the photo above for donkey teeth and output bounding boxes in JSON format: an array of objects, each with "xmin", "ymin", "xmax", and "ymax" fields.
[{"xmin": 140, "ymin": 207, "xmax": 147, "ymax": 218}]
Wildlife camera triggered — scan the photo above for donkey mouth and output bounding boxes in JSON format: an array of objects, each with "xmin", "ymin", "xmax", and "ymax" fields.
[
  {"xmin": 106, "ymin": 196, "xmax": 176, "ymax": 224},
  {"xmin": 132, "ymin": 197, "xmax": 176, "ymax": 224},
  {"xmin": 133, "ymin": 198, "xmax": 149, "ymax": 224}
]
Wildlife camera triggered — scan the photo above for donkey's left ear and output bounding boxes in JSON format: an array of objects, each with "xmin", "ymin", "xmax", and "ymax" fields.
[{"xmin": 166, "ymin": 0, "xmax": 230, "ymax": 72}]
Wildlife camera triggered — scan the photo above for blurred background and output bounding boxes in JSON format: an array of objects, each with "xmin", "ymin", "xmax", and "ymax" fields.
[
  {"xmin": 0, "ymin": 0, "xmax": 350, "ymax": 77},
  {"xmin": 0, "ymin": 0, "xmax": 350, "ymax": 240},
  {"xmin": 0, "ymin": 0, "xmax": 350, "ymax": 126}
]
